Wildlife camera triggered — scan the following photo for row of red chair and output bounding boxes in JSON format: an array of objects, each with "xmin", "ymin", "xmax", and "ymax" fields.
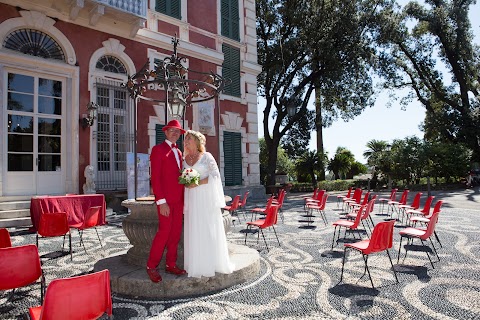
[
  {"xmin": 0, "ymin": 228, "xmax": 112, "ymax": 319},
  {"xmin": 336, "ymin": 198, "xmax": 444, "ymax": 288},
  {"xmin": 35, "ymin": 206, "xmax": 104, "ymax": 261}
]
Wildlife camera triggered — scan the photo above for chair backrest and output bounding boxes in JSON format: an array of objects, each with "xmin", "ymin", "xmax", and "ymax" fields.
[
  {"xmin": 346, "ymin": 187, "xmax": 353, "ymax": 198},
  {"xmin": 351, "ymin": 205, "xmax": 365, "ymax": 229},
  {"xmin": 410, "ymin": 192, "xmax": 423, "ymax": 209},
  {"xmin": 420, "ymin": 206, "xmax": 441, "ymax": 240},
  {"xmin": 364, "ymin": 219, "xmax": 395, "ymax": 254},
  {"xmin": 361, "ymin": 197, "xmax": 377, "ymax": 221},
  {"xmin": 230, "ymin": 195, "xmax": 241, "ymax": 211},
  {"xmin": 360, "ymin": 192, "xmax": 370, "ymax": 206},
  {"xmin": 261, "ymin": 205, "xmax": 279, "ymax": 228},
  {"xmin": 352, "ymin": 188, "xmax": 363, "ymax": 204},
  {"xmin": 319, "ymin": 193, "xmax": 329, "ymax": 210},
  {"xmin": 38, "ymin": 212, "xmax": 70, "ymax": 237},
  {"xmin": 398, "ymin": 189, "xmax": 409, "ymax": 205},
  {"xmin": 36, "ymin": 269, "xmax": 112, "ymax": 320},
  {"xmin": 81, "ymin": 206, "xmax": 102, "ymax": 229},
  {"xmin": 312, "ymin": 188, "xmax": 318, "ymax": 199},
  {"xmin": 0, "ymin": 228, "xmax": 12, "ymax": 248},
  {"xmin": 315, "ymin": 189, "xmax": 326, "ymax": 201},
  {"xmin": 389, "ymin": 188, "xmax": 399, "ymax": 201},
  {"xmin": 240, "ymin": 191, "xmax": 250, "ymax": 207},
  {"xmin": 0, "ymin": 244, "xmax": 43, "ymax": 290},
  {"xmin": 426, "ymin": 200, "xmax": 443, "ymax": 219},
  {"xmin": 277, "ymin": 190, "xmax": 286, "ymax": 208},
  {"xmin": 421, "ymin": 196, "xmax": 435, "ymax": 215}
]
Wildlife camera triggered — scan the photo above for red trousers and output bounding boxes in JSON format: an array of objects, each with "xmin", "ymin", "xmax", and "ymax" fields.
[{"xmin": 147, "ymin": 202, "xmax": 183, "ymax": 269}]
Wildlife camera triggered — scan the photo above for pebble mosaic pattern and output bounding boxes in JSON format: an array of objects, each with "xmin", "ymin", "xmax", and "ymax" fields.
[{"xmin": 1, "ymin": 194, "xmax": 480, "ymax": 319}]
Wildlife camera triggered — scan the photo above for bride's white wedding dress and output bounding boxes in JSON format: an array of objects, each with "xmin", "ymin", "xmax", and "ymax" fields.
[{"xmin": 183, "ymin": 152, "xmax": 234, "ymax": 278}]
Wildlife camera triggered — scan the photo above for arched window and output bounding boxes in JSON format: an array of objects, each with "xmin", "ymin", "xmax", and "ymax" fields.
[
  {"xmin": 3, "ymin": 29, "xmax": 65, "ymax": 61},
  {"xmin": 96, "ymin": 55, "xmax": 127, "ymax": 74}
]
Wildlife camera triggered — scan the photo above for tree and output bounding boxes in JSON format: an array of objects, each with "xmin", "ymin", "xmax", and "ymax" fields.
[
  {"xmin": 259, "ymin": 138, "xmax": 294, "ymax": 185},
  {"xmin": 327, "ymin": 147, "xmax": 356, "ymax": 180},
  {"xmin": 363, "ymin": 139, "xmax": 390, "ymax": 184},
  {"xmin": 294, "ymin": 150, "xmax": 327, "ymax": 185},
  {"xmin": 257, "ymin": 0, "xmax": 383, "ymax": 187},
  {"xmin": 374, "ymin": 0, "xmax": 480, "ymax": 161}
]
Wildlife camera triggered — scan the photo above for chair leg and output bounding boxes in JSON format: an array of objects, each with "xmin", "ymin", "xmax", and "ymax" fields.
[
  {"xmin": 94, "ymin": 227, "xmax": 103, "ymax": 249},
  {"xmin": 397, "ymin": 236, "xmax": 403, "ymax": 264},
  {"xmin": 420, "ymin": 239, "xmax": 435, "ymax": 269},
  {"xmin": 244, "ymin": 226, "xmax": 250, "ymax": 245},
  {"xmin": 340, "ymin": 247, "xmax": 348, "ymax": 283},
  {"xmin": 78, "ymin": 230, "xmax": 87, "ymax": 254},
  {"xmin": 271, "ymin": 225, "xmax": 280, "ymax": 247},
  {"xmin": 433, "ymin": 231, "xmax": 443, "ymax": 248},
  {"xmin": 331, "ymin": 226, "xmax": 338, "ymax": 250},
  {"xmin": 386, "ymin": 249, "xmax": 399, "ymax": 283},
  {"xmin": 363, "ymin": 255, "xmax": 374, "ymax": 288},
  {"xmin": 260, "ymin": 229, "xmax": 269, "ymax": 251},
  {"xmin": 68, "ymin": 233, "xmax": 72, "ymax": 260},
  {"xmin": 428, "ymin": 237, "xmax": 440, "ymax": 262}
]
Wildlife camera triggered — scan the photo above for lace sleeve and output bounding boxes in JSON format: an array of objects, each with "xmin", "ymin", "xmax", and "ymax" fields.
[
  {"xmin": 205, "ymin": 152, "xmax": 226, "ymax": 207},
  {"xmin": 206, "ymin": 152, "xmax": 221, "ymax": 179}
]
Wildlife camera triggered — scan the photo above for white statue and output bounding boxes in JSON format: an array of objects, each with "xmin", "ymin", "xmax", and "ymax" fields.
[{"xmin": 83, "ymin": 165, "xmax": 96, "ymax": 194}]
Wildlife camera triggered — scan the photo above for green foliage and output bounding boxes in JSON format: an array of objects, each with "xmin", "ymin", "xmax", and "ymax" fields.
[
  {"xmin": 327, "ymin": 147, "xmax": 356, "ymax": 179},
  {"xmin": 294, "ymin": 150, "xmax": 327, "ymax": 185},
  {"xmin": 257, "ymin": 0, "xmax": 381, "ymax": 187},
  {"xmin": 259, "ymin": 137, "xmax": 295, "ymax": 185},
  {"xmin": 374, "ymin": 0, "xmax": 480, "ymax": 161}
]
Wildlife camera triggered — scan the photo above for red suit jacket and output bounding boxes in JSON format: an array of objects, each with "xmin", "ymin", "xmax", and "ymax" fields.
[{"xmin": 150, "ymin": 141, "xmax": 184, "ymax": 205}]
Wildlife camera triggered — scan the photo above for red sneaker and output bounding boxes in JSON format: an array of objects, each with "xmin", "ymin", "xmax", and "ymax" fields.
[
  {"xmin": 146, "ymin": 267, "xmax": 162, "ymax": 283},
  {"xmin": 165, "ymin": 265, "xmax": 187, "ymax": 276}
]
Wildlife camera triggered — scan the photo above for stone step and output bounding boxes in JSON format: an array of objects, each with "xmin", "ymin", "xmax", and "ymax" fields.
[
  {"xmin": 0, "ymin": 208, "xmax": 31, "ymax": 219},
  {"xmin": 0, "ymin": 216, "xmax": 32, "ymax": 228},
  {"xmin": 0, "ymin": 200, "xmax": 30, "ymax": 211}
]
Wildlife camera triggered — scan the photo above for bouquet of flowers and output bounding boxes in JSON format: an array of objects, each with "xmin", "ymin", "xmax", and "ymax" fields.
[{"xmin": 179, "ymin": 168, "xmax": 200, "ymax": 186}]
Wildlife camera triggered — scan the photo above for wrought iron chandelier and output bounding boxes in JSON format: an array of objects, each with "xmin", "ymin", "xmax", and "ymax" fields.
[{"xmin": 124, "ymin": 35, "xmax": 226, "ymax": 119}]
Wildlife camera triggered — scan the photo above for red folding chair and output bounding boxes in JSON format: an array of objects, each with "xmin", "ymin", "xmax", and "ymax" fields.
[
  {"xmin": 36, "ymin": 212, "xmax": 72, "ymax": 260},
  {"xmin": 378, "ymin": 188, "xmax": 398, "ymax": 214},
  {"xmin": 398, "ymin": 207, "xmax": 442, "ymax": 269},
  {"xmin": 245, "ymin": 205, "xmax": 280, "ymax": 251},
  {"xmin": 223, "ymin": 195, "xmax": 242, "ymax": 224},
  {"xmin": 29, "ymin": 269, "xmax": 112, "ymax": 320},
  {"xmin": 70, "ymin": 206, "xmax": 104, "ymax": 254},
  {"xmin": 0, "ymin": 228, "xmax": 12, "ymax": 248},
  {"xmin": 340, "ymin": 220, "xmax": 398, "ymax": 288},
  {"xmin": 0, "ymin": 244, "xmax": 45, "ymax": 304}
]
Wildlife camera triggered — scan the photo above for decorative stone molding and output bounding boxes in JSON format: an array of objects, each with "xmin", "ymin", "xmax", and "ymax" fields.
[
  {"xmin": 89, "ymin": 4, "xmax": 105, "ymax": 26},
  {"xmin": 0, "ymin": 10, "xmax": 77, "ymax": 65},
  {"xmin": 221, "ymin": 111, "xmax": 244, "ymax": 131},
  {"xmin": 67, "ymin": 0, "xmax": 84, "ymax": 20}
]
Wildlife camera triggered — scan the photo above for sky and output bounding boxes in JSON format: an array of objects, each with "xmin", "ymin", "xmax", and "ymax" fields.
[{"xmin": 257, "ymin": 1, "xmax": 480, "ymax": 163}]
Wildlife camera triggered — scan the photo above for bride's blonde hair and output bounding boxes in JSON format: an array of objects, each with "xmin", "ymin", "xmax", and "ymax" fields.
[{"xmin": 186, "ymin": 130, "xmax": 206, "ymax": 153}]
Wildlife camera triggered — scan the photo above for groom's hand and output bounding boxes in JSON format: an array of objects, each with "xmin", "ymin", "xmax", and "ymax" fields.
[{"xmin": 159, "ymin": 203, "xmax": 170, "ymax": 216}]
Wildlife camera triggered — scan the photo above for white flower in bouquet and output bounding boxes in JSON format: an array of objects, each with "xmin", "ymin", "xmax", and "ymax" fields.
[{"xmin": 179, "ymin": 168, "xmax": 200, "ymax": 186}]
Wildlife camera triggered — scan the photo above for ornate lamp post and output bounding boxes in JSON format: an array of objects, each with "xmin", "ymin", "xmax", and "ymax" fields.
[{"xmin": 123, "ymin": 35, "xmax": 226, "ymax": 199}]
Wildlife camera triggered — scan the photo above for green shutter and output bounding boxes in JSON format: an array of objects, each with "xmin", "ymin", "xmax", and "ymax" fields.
[
  {"xmin": 155, "ymin": 124, "xmax": 165, "ymax": 145},
  {"xmin": 222, "ymin": 44, "xmax": 241, "ymax": 97},
  {"xmin": 223, "ymin": 132, "xmax": 242, "ymax": 186},
  {"xmin": 155, "ymin": 0, "xmax": 181, "ymax": 19},
  {"xmin": 221, "ymin": 0, "xmax": 239, "ymax": 41}
]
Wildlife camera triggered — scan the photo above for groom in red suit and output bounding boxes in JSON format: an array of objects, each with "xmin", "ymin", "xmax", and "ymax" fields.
[{"xmin": 146, "ymin": 119, "xmax": 187, "ymax": 283}]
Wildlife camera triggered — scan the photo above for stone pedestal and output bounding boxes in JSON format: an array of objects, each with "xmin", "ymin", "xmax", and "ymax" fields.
[
  {"xmin": 121, "ymin": 198, "xmax": 235, "ymax": 267},
  {"xmin": 93, "ymin": 198, "xmax": 258, "ymax": 299}
]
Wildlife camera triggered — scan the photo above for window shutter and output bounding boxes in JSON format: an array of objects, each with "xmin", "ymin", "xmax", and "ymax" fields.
[
  {"xmin": 223, "ymin": 132, "xmax": 242, "ymax": 186},
  {"xmin": 221, "ymin": 0, "xmax": 239, "ymax": 41},
  {"xmin": 155, "ymin": 124, "xmax": 165, "ymax": 145},
  {"xmin": 222, "ymin": 44, "xmax": 241, "ymax": 97},
  {"xmin": 155, "ymin": 0, "xmax": 181, "ymax": 19}
]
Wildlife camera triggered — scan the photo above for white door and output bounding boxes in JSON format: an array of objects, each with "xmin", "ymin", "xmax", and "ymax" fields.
[{"xmin": 4, "ymin": 71, "xmax": 65, "ymax": 196}]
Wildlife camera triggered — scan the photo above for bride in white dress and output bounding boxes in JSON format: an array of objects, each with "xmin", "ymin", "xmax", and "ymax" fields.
[{"xmin": 182, "ymin": 130, "xmax": 234, "ymax": 278}]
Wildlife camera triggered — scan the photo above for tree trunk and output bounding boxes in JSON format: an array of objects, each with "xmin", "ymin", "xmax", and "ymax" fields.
[
  {"xmin": 265, "ymin": 138, "xmax": 279, "ymax": 189},
  {"xmin": 315, "ymin": 89, "xmax": 326, "ymax": 181}
]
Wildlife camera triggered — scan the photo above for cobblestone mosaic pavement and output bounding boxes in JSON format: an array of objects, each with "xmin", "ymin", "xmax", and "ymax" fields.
[{"xmin": 1, "ymin": 189, "xmax": 480, "ymax": 319}]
